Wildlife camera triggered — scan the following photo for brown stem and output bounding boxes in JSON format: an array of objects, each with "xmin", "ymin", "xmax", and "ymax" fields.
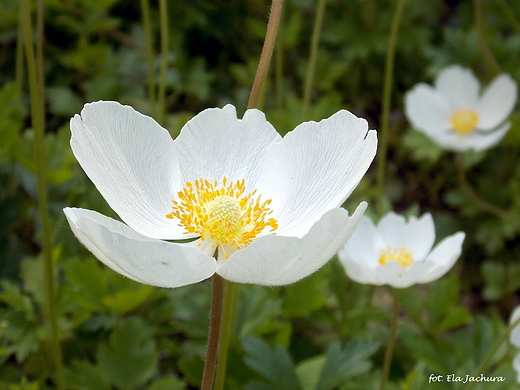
[
  {"xmin": 201, "ymin": 274, "xmax": 225, "ymax": 390},
  {"xmin": 247, "ymin": 0, "xmax": 284, "ymax": 109}
]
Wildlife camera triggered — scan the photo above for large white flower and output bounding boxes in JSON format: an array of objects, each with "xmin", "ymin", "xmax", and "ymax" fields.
[
  {"xmin": 405, "ymin": 65, "xmax": 517, "ymax": 151},
  {"xmin": 338, "ymin": 212, "xmax": 465, "ymax": 288},
  {"xmin": 64, "ymin": 101, "xmax": 377, "ymax": 288}
]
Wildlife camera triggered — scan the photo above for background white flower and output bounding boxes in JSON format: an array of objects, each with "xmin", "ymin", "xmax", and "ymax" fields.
[
  {"xmin": 64, "ymin": 101, "xmax": 377, "ymax": 288},
  {"xmin": 338, "ymin": 212, "xmax": 465, "ymax": 288},
  {"xmin": 510, "ymin": 306, "xmax": 520, "ymax": 383},
  {"xmin": 405, "ymin": 65, "xmax": 517, "ymax": 151}
]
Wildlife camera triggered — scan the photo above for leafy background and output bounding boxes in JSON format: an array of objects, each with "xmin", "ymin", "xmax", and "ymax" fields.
[{"xmin": 1, "ymin": 0, "xmax": 520, "ymax": 388}]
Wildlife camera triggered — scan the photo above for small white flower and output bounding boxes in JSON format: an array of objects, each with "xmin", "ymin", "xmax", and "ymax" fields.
[
  {"xmin": 405, "ymin": 65, "xmax": 517, "ymax": 151},
  {"xmin": 64, "ymin": 101, "xmax": 377, "ymax": 288},
  {"xmin": 510, "ymin": 306, "xmax": 520, "ymax": 383},
  {"xmin": 338, "ymin": 212, "xmax": 465, "ymax": 288}
]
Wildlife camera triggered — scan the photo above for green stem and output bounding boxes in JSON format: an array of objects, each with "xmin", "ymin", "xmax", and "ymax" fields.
[
  {"xmin": 379, "ymin": 288, "xmax": 399, "ymax": 390},
  {"xmin": 139, "ymin": 0, "xmax": 156, "ymax": 117},
  {"xmin": 376, "ymin": 0, "xmax": 406, "ymax": 217},
  {"xmin": 301, "ymin": 0, "xmax": 326, "ymax": 121},
  {"xmin": 494, "ymin": 0, "xmax": 520, "ymax": 33},
  {"xmin": 213, "ymin": 281, "xmax": 238, "ymax": 390},
  {"xmin": 465, "ymin": 316, "xmax": 520, "ymax": 390},
  {"xmin": 201, "ymin": 274, "xmax": 225, "ymax": 390},
  {"xmin": 157, "ymin": 0, "xmax": 168, "ymax": 124},
  {"xmin": 247, "ymin": 0, "xmax": 284, "ymax": 109},
  {"xmin": 456, "ymin": 155, "xmax": 513, "ymax": 221},
  {"xmin": 20, "ymin": 1, "xmax": 65, "ymax": 389},
  {"xmin": 474, "ymin": 0, "xmax": 501, "ymax": 76}
]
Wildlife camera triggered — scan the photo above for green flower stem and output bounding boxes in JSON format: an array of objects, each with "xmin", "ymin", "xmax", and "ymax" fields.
[
  {"xmin": 379, "ymin": 288, "xmax": 399, "ymax": 390},
  {"xmin": 301, "ymin": 0, "xmax": 326, "ymax": 121},
  {"xmin": 474, "ymin": 0, "xmax": 501, "ymax": 76},
  {"xmin": 456, "ymin": 155, "xmax": 513, "ymax": 221},
  {"xmin": 20, "ymin": 1, "xmax": 65, "ymax": 389},
  {"xmin": 247, "ymin": 0, "xmax": 284, "ymax": 109},
  {"xmin": 465, "ymin": 316, "xmax": 520, "ymax": 390},
  {"xmin": 495, "ymin": 0, "xmax": 520, "ymax": 33},
  {"xmin": 201, "ymin": 274, "xmax": 225, "ymax": 390},
  {"xmin": 139, "ymin": 0, "xmax": 156, "ymax": 117},
  {"xmin": 213, "ymin": 280, "xmax": 238, "ymax": 390},
  {"xmin": 376, "ymin": 0, "xmax": 406, "ymax": 217},
  {"xmin": 15, "ymin": 5, "xmax": 24, "ymax": 98},
  {"xmin": 157, "ymin": 0, "xmax": 168, "ymax": 124}
]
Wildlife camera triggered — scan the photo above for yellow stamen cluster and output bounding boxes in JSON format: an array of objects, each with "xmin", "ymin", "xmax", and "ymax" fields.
[
  {"xmin": 449, "ymin": 108, "xmax": 479, "ymax": 135},
  {"xmin": 166, "ymin": 177, "xmax": 278, "ymax": 257},
  {"xmin": 378, "ymin": 246, "xmax": 414, "ymax": 268}
]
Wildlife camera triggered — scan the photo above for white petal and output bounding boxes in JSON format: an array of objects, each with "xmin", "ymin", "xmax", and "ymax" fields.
[
  {"xmin": 435, "ymin": 65, "xmax": 480, "ymax": 108},
  {"xmin": 513, "ymin": 354, "xmax": 520, "ymax": 383},
  {"xmin": 419, "ymin": 232, "xmax": 465, "ymax": 283},
  {"xmin": 70, "ymin": 101, "xmax": 185, "ymax": 240},
  {"xmin": 217, "ymin": 203, "xmax": 367, "ymax": 286},
  {"xmin": 64, "ymin": 207, "xmax": 217, "ymax": 288},
  {"xmin": 376, "ymin": 261, "xmax": 436, "ymax": 288},
  {"xmin": 428, "ymin": 122, "xmax": 511, "ymax": 151},
  {"xmin": 174, "ymin": 105, "xmax": 281, "ymax": 186},
  {"xmin": 477, "ymin": 73, "xmax": 518, "ymax": 130},
  {"xmin": 510, "ymin": 306, "xmax": 520, "ymax": 348},
  {"xmin": 378, "ymin": 213, "xmax": 435, "ymax": 261},
  {"xmin": 404, "ymin": 84, "xmax": 452, "ymax": 133},
  {"xmin": 338, "ymin": 215, "xmax": 386, "ymax": 268},
  {"xmin": 256, "ymin": 110, "xmax": 377, "ymax": 237}
]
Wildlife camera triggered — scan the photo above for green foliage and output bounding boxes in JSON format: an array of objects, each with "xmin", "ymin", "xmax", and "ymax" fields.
[{"xmin": 2, "ymin": 0, "xmax": 520, "ymax": 388}]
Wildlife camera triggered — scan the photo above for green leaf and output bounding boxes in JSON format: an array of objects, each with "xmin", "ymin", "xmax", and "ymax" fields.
[
  {"xmin": 147, "ymin": 376, "xmax": 187, "ymax": 390},
  {"xmin": 65, "ymin": 360, "xmax": 111, "ymax": 390},
  {"xmin": 295, "ymin": 355, "xmax": 326, "ymax": 390},
  {"xmin": 315, "ymin": 340, "xmax": 379, "ymax": 390},
  {"xmin": 101, "ymin": 284, "xmax": 154, "ymax": 315},
  {"xmin": 283, "ymin": 268, "xmax": 327, "ymax": 318},
  {"xmin": 242, "ymin": 336, "xmax": 302, "ymax": 390},
  {"xmin": 97, "ymin": 317, "xmax": 158, "ymax": 390}
]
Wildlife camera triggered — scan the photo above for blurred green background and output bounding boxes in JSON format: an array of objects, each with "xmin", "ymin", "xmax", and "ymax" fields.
[{"xmin": 1, "ymin": 0, "xmax": 520, "ymax": 389}]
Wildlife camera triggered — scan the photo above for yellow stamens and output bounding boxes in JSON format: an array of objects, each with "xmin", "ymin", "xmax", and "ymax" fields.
[
  {"xmin": 449, "ymin": 109, "xmax": 479, "ymax": 135},
  {"xmin": 166, "ymin": 177, "xmax": 278, "ymax": 258},
  {"xmin": 378, "ymin": 246, "xmax": 414, "ymax": 268}
]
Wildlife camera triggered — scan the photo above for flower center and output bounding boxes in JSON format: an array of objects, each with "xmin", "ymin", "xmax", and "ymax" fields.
[
  {"xmin": 378, "ymin": 246, "xmax": 414, "ymax": 268},
  {"xmin": 449, "ymin": 109, "xmax": 479, "ymax": 135},
  {"xmin": 166, "ymin": 177, "xmax": 278, "ymax": 258}
]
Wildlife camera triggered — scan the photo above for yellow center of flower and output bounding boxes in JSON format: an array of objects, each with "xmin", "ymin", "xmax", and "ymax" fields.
[
  {"xmin": 449, "ymin": 109, "xmax": 479, "ymax": 135},
  {"xmin": 378, "ymin": 246, "xmax": 414, "ymax": 268},
  {"xmin": 166, "ymin": 177, "xmax": 278, "ymax": 257}
]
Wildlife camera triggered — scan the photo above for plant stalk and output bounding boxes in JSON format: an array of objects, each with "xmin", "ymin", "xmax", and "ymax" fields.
[{"xmin": 379, "ymin": 288, "xmax": 399, "ymax": 390}]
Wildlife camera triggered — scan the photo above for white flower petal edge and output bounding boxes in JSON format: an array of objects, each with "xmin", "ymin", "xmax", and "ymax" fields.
[
  {"xmin": 256, "ymin": 110, "xmax": 377, "ymax": 237},
  {"xmin": 174, "ymin": 104, "xmax": 281, "ymax": 186},
  {"xmin": 434, "ymin": 65, "xmax": 480, "ymax": 108},
  {"xmin": 404, "ymin": 84, "xmax": 452, "ymax": 133},
  {"xmin": 70, "ymin": 101, "xmax": 185, "ymax": 240},
  {"xmin": 419, "ymin": 232, "xmax": 465, "ymax": 283},
  {"xmin": 477, "ymin": 73, "xmax": 518, "ymax": 131},
  {"xmin": 429, "ymin": 122, "xmax": 511, "ymax": 152},
  {"xmin": 514, "ymin": 354, "xmax": 520, "ymax": 384},
  {"xmin": 217, "ymin": 202, "xmax": 367, "ymax": 286},
  {"xmin": 64, "ymin": 207, "xmax": 217, "ymax": 288},
  {"xmin": 510, "ymin": 306, "xmax": 520, "ymax": 348}
]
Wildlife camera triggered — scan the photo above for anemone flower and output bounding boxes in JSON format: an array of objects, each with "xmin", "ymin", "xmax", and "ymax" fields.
[
  {"xmin": 64, "ymin": 101, "xmax": 377, "ymax": 288},
  {"xmin": 405, "ymin": 65, "xmax": 517, "ymax": 151},
  {"xmin": 338, "ymin": 212, "xmax": 465, "ymax": 288}
]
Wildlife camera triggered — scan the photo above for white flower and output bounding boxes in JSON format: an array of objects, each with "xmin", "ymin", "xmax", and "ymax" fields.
[
  {"xmin": 510, "ymin": 306, "xmax": 520, "ymax": 383},
  {"xmin": 405, "ymin": 65, "xmax": 517, "ymax": 151},
  {"xmin": 338, "ymin": 212, "xmax": 465, "ymax": 288},
  {"xmin": 64, "ymin": 101, "xmax": 377, "ymax": 288}
]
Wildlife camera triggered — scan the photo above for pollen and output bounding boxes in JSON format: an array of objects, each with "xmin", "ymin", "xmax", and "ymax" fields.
[
  {"xmin": 378, "ymin": 246, "xmax": 414, "ymax": 269},
  {"xmin": 166, "ymin": 177, "xmax": 278, "ymax": 258},
  {"xmin": 449, "ymin": 109, "xmax": 479, "ymax": 135}
]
